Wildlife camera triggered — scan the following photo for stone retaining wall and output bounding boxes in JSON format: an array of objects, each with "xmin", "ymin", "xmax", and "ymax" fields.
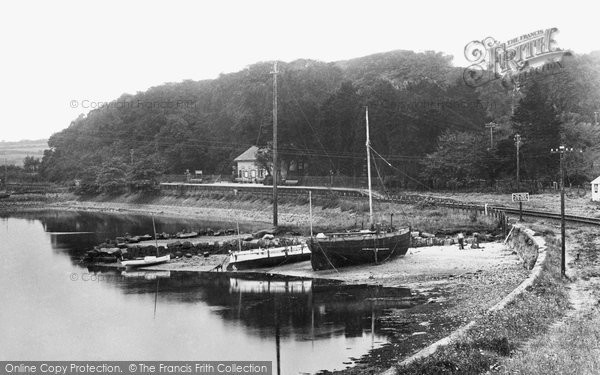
[{"xmin": 505, "ymin": 225, "xmax": 540, "ymax": 270}]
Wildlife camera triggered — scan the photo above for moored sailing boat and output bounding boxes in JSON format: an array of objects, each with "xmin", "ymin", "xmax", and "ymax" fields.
[{"xmin": 309, "ymin": 107, "xmax": 410, "ymax": 271}]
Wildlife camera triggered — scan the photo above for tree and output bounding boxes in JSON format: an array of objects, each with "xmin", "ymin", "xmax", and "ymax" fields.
[
  {"xmin": 511, "ymin": 80, "xmax": 561, "ymax": 181},
  {"xmin": 420, "ymin": 130, "xmax": 490, "ymax": 188},
  {"xmin": 126, "ymin": 155, "xmax": 165, "ymax": 191},
  {"xmin": 255, "ymin": 143, "xmax": 273, "ymax": 176},
  {"xmin": 95, "ymin": 158, "xmax": 127, "ymax": 194},
  {"xmin": 23, "ymin": 156, "xmax": 41, "ymax": 172}
]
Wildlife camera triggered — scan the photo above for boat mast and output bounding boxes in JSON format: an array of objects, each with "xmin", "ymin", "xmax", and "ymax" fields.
[
  {"xmin": 271, "ymin": 61, "xmax": 279, "ymax": 228},
  {"xmin": 151, "ymin": 214, "xmax": 158, "ymax": 252},
  {"xmin": 309, "ymin": 191, "xmax": 313, "ymax": 237},
  {"xmin": 365, "ymin": 107, "xmax": 374, "ymax": 227}
]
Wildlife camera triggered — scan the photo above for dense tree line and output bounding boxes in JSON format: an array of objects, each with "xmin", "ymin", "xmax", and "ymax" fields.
[{"xmin": 39, "ymin": 50, "xmax": 600, "ymax": 192}]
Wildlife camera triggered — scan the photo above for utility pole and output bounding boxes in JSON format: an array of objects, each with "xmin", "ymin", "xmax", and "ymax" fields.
[
  {"xmin": 514, "ymin": 134, "xmax": 522, "ymax": 220},
  {"xmin": 514, "ymin": 134, "xmax": 521, "ymax": 188},
  {"xmin": 130, "ymin": 149, "xmax": 134, "ymax": 165},
  {"xmin": 3, "ymin": 157, "xmax": 7, "ymax": 189},
  {"xmin": 510, "ymin": 85, "xmax": 521, "ymax": 115},
  {"xmin": 271, "ymin": 61, "xmax": 279, "ymax": 228},
  {"xmin": 485, "ymin": 122, "xmax": 497, "ymax": 149},
  {"xmin": 551, "ymin": 145, "xmax": 578, "ymax": 278}
]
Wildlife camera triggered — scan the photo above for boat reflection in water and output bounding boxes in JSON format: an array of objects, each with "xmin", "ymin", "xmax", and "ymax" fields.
[
  {"xmin": 229, "ymin": 278, "xmax": 312, "ymax": 294},
  {"xmin": 226, "ymin": 276, "xmax": 414, "ymax": 314},
  {"xmin": 226, "ymin": 276, "xmax": 414, "ymax": 374},
  {"xmin": 84, "ymin": 269, "xmax": 417, "ymax": 373},
  {"xmin": 121, "ymin": 270, "xmax": 172, "ymax": 280}
]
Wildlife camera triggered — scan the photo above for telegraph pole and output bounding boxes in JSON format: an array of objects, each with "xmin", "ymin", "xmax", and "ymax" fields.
[
  {"xmin": 514, "ymin": 134, "xmax": 522, "ymax": 220},
  {"xmin": 551, "ymin": 145, "xmax": 578, "ymax": 278},
  {"xmin": 3, "ymin": 157, "xmax": 7, "ymax": 189},
  {"xmin": 271, "ymin": 61, "xmax": 279, "ymax": 228},
  {"xmin": 485, "ymin": 122, "xmax": 497, "ymax": 149}
]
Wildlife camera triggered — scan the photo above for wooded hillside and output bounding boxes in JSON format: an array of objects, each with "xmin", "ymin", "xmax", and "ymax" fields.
[{"xmin": 39, "ymin": 49, "xmax": 600, "ymax": 192}]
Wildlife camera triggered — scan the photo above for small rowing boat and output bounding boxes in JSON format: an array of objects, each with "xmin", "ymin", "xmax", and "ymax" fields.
[{"xmin": 121, "ymin": 254, "xmax": 170, "ymax": 268}]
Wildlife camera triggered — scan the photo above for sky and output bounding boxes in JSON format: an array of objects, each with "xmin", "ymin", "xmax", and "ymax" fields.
[{"xmin": 0, "ymin": 0, "xmax": 598, "ymax": 142}]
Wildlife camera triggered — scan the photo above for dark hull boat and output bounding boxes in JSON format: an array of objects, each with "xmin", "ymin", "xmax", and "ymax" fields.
[
  {"xmin": 309, "ymin": 229, "xmax": 410, "ymax": 270},
  {"xmin": 309, "ymin": 107, "xmax": 411, "ymax": 271}
]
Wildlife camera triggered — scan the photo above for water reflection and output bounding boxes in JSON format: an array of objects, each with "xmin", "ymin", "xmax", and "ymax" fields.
[
  {"xmin": 1, "ymin": 212, "xmax": 423, "ymax": 374},
  {"xmin": 83, "ymin": 269, "xmax": 413, "ymax": 344},
  {"xmin": 121, "ymin": 270, "xmax": 172, "ymax": 280}
]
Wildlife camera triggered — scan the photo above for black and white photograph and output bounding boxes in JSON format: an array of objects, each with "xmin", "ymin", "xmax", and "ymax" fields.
[{"xmin": 1, "ymin": 1, "xmax": 599, "ymax": 374}]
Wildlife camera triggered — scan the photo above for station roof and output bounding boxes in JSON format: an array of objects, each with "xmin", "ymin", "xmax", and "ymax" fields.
[{"xmin": 234, "ymin": 146, "xmax": 259, "ymax": 162}]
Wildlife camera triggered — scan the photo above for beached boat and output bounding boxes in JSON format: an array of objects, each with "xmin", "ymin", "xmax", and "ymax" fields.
[
  {"xmin": 226, "ymin": 243, "xmax": 310, "ymax": 271},
  {"xmin": 176, "ymin": 231, "xmax": 198, "ymax": 239},
  {"xmin": 308, "ymin": 108, "xmax": 411, "ymax": 271},
  {"xmin": 310, "ymin": 229, "xmax": 410, "ymax": 270},
  {"xmin": 121, "ymin": 254, "xmax": 170, "ymax": 268}
]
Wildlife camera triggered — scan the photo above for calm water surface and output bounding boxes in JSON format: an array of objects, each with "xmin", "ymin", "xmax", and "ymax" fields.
[{"xmin": 0, "ymin": 211, "xmax": 419, "ymax": 374}]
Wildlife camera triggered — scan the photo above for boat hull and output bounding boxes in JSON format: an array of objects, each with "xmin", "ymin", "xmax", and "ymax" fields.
[
  {"xmin": 121, "ymin": 254, "xmax": 170, "ymax": 268},
  {"xmin": 309, "ymin": 229, "xmax": 410, "ymax": 271},
  {"xmin": 227, "ymin": 244, "xmax": 310, "ymax": 271}
]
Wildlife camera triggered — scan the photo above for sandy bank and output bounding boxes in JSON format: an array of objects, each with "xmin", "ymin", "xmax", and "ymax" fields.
[{"xmin": 246, "ymin": 242, "xmax": 521, "ymax": 288}]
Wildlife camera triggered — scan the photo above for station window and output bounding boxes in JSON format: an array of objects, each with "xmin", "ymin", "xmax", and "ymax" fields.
[{"xmin": 595, "ymin": 184, "xmax": 598, "ymax": 193}]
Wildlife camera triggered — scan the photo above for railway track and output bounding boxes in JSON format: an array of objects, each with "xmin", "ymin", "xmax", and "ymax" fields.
[
  {"xmin": 491, "ymin": 206, "xmax": 600, "ymax": 226},
  {"xmin": 382, "ymin": 195, "xmax": 600, "ymax": 226},
  {"xmin": 420, "ymin": 200, "xmax": 600, "ymax": 226}
]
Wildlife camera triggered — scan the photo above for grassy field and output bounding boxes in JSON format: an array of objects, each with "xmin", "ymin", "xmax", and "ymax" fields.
[{"xmin": 0, "ymin": 139, "xmax": 47, "ymax": 166}]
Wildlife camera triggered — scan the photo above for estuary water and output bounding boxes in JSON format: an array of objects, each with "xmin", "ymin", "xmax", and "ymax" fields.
[{"xmin": 0, "ymin": 210, "xmax": 419, "ymax": 374}]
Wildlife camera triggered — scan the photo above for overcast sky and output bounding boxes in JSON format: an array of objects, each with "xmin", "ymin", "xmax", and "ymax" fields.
[{"xmin": 1, "ymin": 0, "xmax": 598, "ymax": 142}]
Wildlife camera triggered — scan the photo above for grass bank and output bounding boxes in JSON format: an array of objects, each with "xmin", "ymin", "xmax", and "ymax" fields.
[
  {"xmin": 2, "ymin": 191, "xmax": 503, "ymax": 236},
  {"xmin": 396, "ymin": 234, "xmax": 569, "ymax": 374},
  {"xmin": 491, "ymin": 226, "xmax": 600, "ymax": 375}
]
